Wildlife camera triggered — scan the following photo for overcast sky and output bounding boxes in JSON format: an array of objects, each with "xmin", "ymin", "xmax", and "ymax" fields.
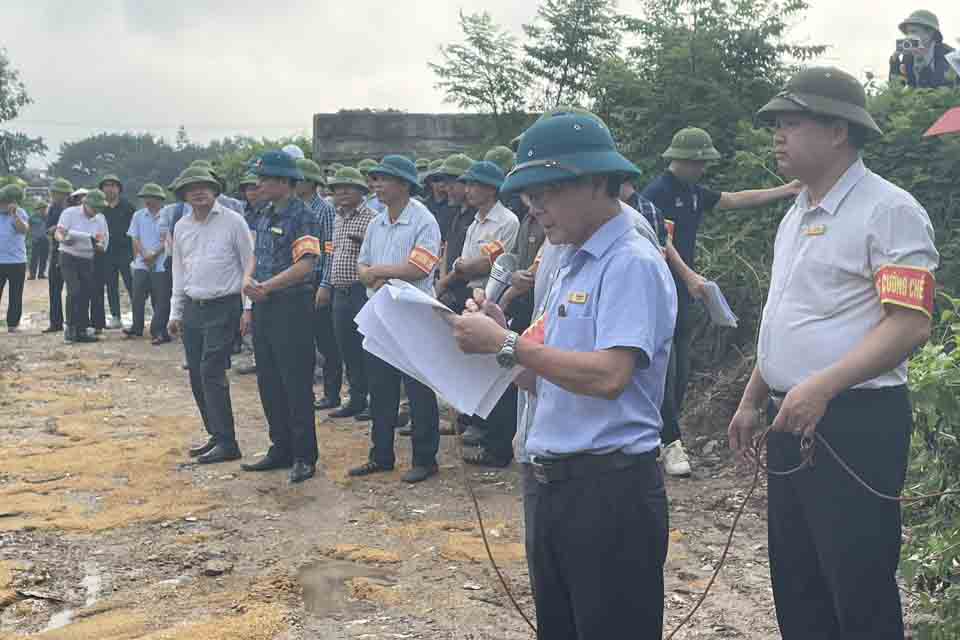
[{"xmin": 4, "ymin": 0, "xmax": 959, "ymax": 167}]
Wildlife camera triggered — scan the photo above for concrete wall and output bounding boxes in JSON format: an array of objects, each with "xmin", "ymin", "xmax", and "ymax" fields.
[{"xmin": 312, "ymin": 112, "xmax": 491, "ymax": 163}]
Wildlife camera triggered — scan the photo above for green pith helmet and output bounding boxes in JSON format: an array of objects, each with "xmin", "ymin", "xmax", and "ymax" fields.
[
  {"xmin": 483, "ymin": 146, "xmax": 516, "ymax": 173},
  {"xmin": 899, "ymin": 10, "xmax": 943, "ymax": 42},
  {"xmin": 756, "ymin": 66, "xmax": 882, "ymax": 136},
  {"xmin": 511, "ymin": 105, "xmax": 605, "ymax": 151},
  {"xmin": 501, "ymin": 112, "xmax": 640, "ymax": 195},
  {"xmin": 428, "ymin": 159, "xmax": 444, "ymax": 172},
  {"xmin": 327, "ymin": 167, "xmax": 370, "ymax": 192},
  {"xmin": 253, "ymin": 150, "xmax": 304, "ymax": 181},
  {"xmin": 189, "ymin": 159, "xmax": 214, "ymax": 171},
  {"xmin": 83, "ymin": 189, "xmax": 108, "ymax": 211},
  {"xmin": 296, "ymin": 158, "xmax": 325, "ymax": 185},
  {"xmin": 357, "ymin": 158, "xmax": 378, "ymax": 175},
  {"xmin": 174, "ymin": 168, "xmax": 222, "ymax": 199},
  {"xmin": 137, "ymin": 183, "xmax": 166, "ymax": 200},
  {"xmin": 0, "ymin": 184, "xmax": 24, "ymax": 205},
  {"xmin": 435, "ymin": 153, "xmax": 474, "ymax": 179},
  {"xmin": 459, "ymin": 160, "xmax": 505, "ymax": 190},
  {"xmin": 50, "ymin": 178, "xmax": 74, "ymax": 195},
  {"xmin": 662, "ymin": 127, "xmax": 722, "ymax": 162},
  {"xmin": 98, "ymin": 174, "xmax": 122, "ymax": 191},
  {"xmin": 415, "ymin": 158, "xmax": 430, "ymax": 171},
  {"xmin": 239, "ymin": 173, "xmax": 259, "ymax": 187},
  {"xmin": 369, "ymin": 155, "xmax": 421, "ymax": 195}
]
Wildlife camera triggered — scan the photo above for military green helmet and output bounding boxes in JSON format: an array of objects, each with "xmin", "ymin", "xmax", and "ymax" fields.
[
  {"xmin": 511, "ymin": 106, "xmax": 605, "ymax": 151},
  {"xmin": 239, "ymin": 173, "xmax": 259, "ymax": 187},
  {"xmin": 662, "ymin": 128, "xmax": 722, "ymax": 162},
  {"xmin": 189, "ymin": 159, "xmax": 214, "ymax": 171},
  {"xmin": 459, "ymin": 160, "xmax": 505, "ymax": 190},
  {"xmin": 83, "ymin": 189, "xmax": 108, "ymax": 211},
  {"xmin": 435, "ymin": 153, "xmax": 474, "ymax": 179},
  {"xmin": 174, "ymin": 167, "xmax": 222, "ymax": 199},
  {"xmin": 899, "ymin": 10, "xmax": 942, "ymax": 42},
  {"xmin": 327, "ymin": 167, "xmax": 370, "ymax": 193},
  {"xmin": 428, "ymin": 159, "xmax": 444, "ymax": 172},
  {"xmin": 137, "ymin": 183, "xmax": 166, "ymax": 200},
  {"xmin": 0, "ymin": 184, "xmax": 24, "ymax": 205},
  {"xmin": 756, "ymin": 66, "xmax": 882, "ymax": 136},
  {"xmin": 50, "ymin": 178, "xmax": 74, "ymax": 195},
  {"xmin": 415, "ymin": 158, "xmax": 431, "ymax": 172},
  {"xmin": 98, "ymin": 174, "xmax": 123, "ymax": 190},
  {"xmin": 296, "ymin": 158, "xmax": 325, "ymax": 185},
  {"xmin": 483, "ymin": 146, "xmax": 516, "ymax": 173},
  {"xmin": 357, "ymin": 159, "xmax": 378, "ymax": 175},
  {"xmin": 502, "ymin": 112, "xmax": 639, "ymax": 195}
]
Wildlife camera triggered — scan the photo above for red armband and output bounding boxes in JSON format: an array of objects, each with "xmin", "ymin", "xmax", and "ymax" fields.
[
  {"xmin": 292, "ymin": 235, "xmax": 321, "ymax": 262},
  {"xmin": 664, "ymin": 219, "xmax": 675, "ymax": 244},
  {"xmin": 408, "ymin": 246, "xmax": 440, "ymax": 274},
  {"xmin": 324, "ymin": 241, "xmax": 334, "ymax": 255},
  {"xmin": 874, "ymin": 265, "xmax": 935, "ymax": 317},
  {"xmin": 480, "ymin": 240, "xmax": 505, "ymax": 264}
]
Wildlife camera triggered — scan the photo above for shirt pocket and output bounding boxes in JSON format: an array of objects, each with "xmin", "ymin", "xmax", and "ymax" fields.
[{"xmin": 546, "ymin": 316, "xmax": 597, "ymax": 352}]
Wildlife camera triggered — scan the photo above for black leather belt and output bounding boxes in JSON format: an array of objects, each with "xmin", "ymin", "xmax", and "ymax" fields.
[
  {"xmin": 530, "ymin": 450, "xmax": 655, "ymax": 485},
  {"xmin": 186, "ymin": 293, "xmax": 241, "ymax": 306},
  {"xmin": 768, "ymin": 385, "xmax": 906, "ymax": 418}
]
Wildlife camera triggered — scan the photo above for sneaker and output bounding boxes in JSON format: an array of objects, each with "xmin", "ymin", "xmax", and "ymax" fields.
[{"xmin": 662, "ymin": 440, "xmax": 692, "ymax": 477}]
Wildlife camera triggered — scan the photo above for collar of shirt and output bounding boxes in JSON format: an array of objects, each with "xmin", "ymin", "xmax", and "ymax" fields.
[
  {"xmin": 186, "ymin": 201, "xmax": 226, "ymax": 224},
  {"xmin": 376, "ymin": 201, "xmax": 414, "ymax": 226},
  {"xmin": 794, "ymin": 158, "xmax": 868, "ymax": 217},
  {"xmin": 265, "ymin": 197, "xmax": 297, "ymax": 220},
  {"xmin": 573, "ymin": 212, "xmax": 635, "ymax": 262},
  {"xmin": 473, "ymin": 201, "xmax": 508, "ymax": 225}
]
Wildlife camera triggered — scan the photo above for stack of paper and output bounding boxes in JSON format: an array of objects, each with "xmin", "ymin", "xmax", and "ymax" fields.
[
  {"xmin": 702, "ymin": 281, "xmax": 738, "ymax": 328},
  {"xmin": 355, "ymin": 280, "xmax": 521, "ymax": 418}
]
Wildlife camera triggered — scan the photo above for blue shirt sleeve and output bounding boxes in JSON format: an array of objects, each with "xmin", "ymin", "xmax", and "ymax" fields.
[
  {"xmin": 639, "ymin": 178, "xmax": 671, "ymax": 215},
  {"xmin": 697, "ymin": 185, "xmax": 722, "ymax": 212}
]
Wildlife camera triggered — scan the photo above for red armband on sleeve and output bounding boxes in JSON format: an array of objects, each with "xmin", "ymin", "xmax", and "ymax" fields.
[
  {"xmin": 480, "ymin": 240, "xmax": 505, "ymax": 264},
  {"xmin": 875, "ymin": 265, "xmax": 935, "ymax": 317},
  {"xmin": 292, "ymin": 235, "xmax": 321, "ymax": 262},
  {"xmin": 408, "ymin": 246, "xmax": 440, "ymax": 274}
]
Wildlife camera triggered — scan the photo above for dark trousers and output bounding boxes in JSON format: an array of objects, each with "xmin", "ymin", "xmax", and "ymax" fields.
[
  {"xmin": 48, "ymin": 249, "xmax": 64, "ymax": 329},
  {"xmin": 531, "ymin": 454, "xmax": 668, "ymax": 639},
  {"xmin": 660, "ymin": 299, "xmax": 691, "ymax": 446},
  {"xmin": 131, "ymin": 268, "xmax": 171, "ymax": 338},
  {"xmin": 0, "ymin": 263, "xmax": 26, "ymax": 328},
  {"xmin": 313, "ymin": 290, "xmax": 342, "ymax": 402},
  {"xmin": 30, "ymin": 239, "xmax": 48, "ymax": 277},
  {"xmin": 91, "ymin": 254, "xmax": 107, "ymax": 329},
  {"xmin": 60, "ymin": 253, "xmax": 94, "ymax": 332},
  {"xmin": 521, "ymin": 463, "xmax": 538, "ymax": 598},
  {"xmin": 105, "ymin": 257, "xmax": 132, "ymax": 319},
  {"xmin": 253, "ymin": 292, "xmax": 318, "ymax": 465},
  {"xmin": 332, "ymin": 283, "xmax": 369, "ymax": 405},
  {"xmin": 182, "ymin": 295, "xmax": 242, "ymax": 446},
  {"xmin": 367, "ymin": 353, "xmax": 439, "ymax": 469},
  {"xmin": 473, "ymin": 385, "xmax": 518, "ymax": 462},
  {"xmin": 767, "ymin": 386, "xmax": 910, "ymax": 640}
]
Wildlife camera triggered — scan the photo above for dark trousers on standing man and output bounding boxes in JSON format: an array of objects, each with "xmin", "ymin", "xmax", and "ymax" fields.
[
  {"xmin": 131, "ymin": 268, "xmax": 171, "ymax": 338},
  {"xmin": 91, "ymin": 253, "xmax": 108, "ymax": 329},
  {"xmin": 0, "ymin": 263, "xmax": 26, "ymax": 328},
  {"xmin": 106, "ymin": 257, "xmax": 133, "ymax": 320},
  {"xmin": 313, "ymin": 287, "xmax": 342, "ymax": 403},
  {"xmin": 332, "ymin": 283, "xmax": 369, "ymax": 407},
  {"xmin": 30, "ymin": 238, "xmax": 49, "ymax": 278},
  {"xmin": 366, "ymin": 353, "xmax": 439, "ymax": 469},
  {"xmin": 253, "ymin": 291, "xmax": 318, "ymax": 465},
  {"xmin": 60, "ymin": 253, "xmax": 94, "ymax": 333},
  {"xmin": 473, "ymin": 386, "xmax": 518, "ymax": 463},
  {"xmin": 660, "ymin": 298, "xmax": 692, "ymax": 446},
  {"xmin": 182, "ymin": 295, "xmax": 242, "ymax": 448},
  {"xmin": 531, "ymin": 452, "xmax": 668, "ymax": 639},
  {"xmin": 47, "ymin": 249, "xmax": 64, "ymax": 329},
  {"xmin": 766, "ymin": 386, "xmax": 911, "ymax": 640}
]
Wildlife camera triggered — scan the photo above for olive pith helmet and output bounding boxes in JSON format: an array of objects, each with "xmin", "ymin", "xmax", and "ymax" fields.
[
  {"xmin": 459, "ymin": 160, "xmax": 506, "ymax": 190},
  {"xmin": 189, "ymin": 159, "xmax": 214, "ymax": 171},
  {"xmin": 369, "ymin": 155, "xmax": 421, "ymax": 195},
  {"xmin": 98, "ymin": 174, "xmax": 123, "ymax": 191},
  {"xmin": 0, "ymin": 184, "xmax": 24, "ymax": 205},
  {"xmin": 254, "ymin": 150, "xmax": 304, "ymax": 181},
  {"xmin": 357, "ymin": 158, "xmax": 378, "ymax": 175},
  {"xmin": 435, "ymin": 153, "xmax": 474, "ymax": 179},
  {"xmin": 511, "ymin": 105, "xmax": 604, "ymax": 151},
  {"xmin": 327, "ymin": 167, "xmax": 369, "ymax": 193},
  {"xmin": 83, "ymin": 189, "xmax": 108, "ymax": 211},
  {"xmin": 899, "ymin": 10, "xmax": 943, "ymax": 42},
  {"xmin": 428, "ymin": 159, "xmax": 444, "ymax": 172},
  {"xmin": 415, "ymin": 158, "xmax": 430, "ymax": 171},
  {"xmin": 502, "ymin": 112, "xmax": 640, "ymax": 195},
  {"xmin": 662, "ymin": 128, "xmax": 722, "ymax": 161},
  {"xmin": 756, "ymin": 66, "xmax": 882, "ymax": 136},
  {"xmin": 174, "ymin": 168, "xmax": 222, "ymax": 199},
  {"xmin": 484, "ymin": 146, "xmax": 516, "ymax": 173},
  {"xmin": 50, "ymin": 178, "xmax": 74, "ymax": 195},
  {"xmin": 239, "ymin": 173, "xmax": 259, "ymax": 187},
  {"xmin": 137, "ymin": 183, "xmax": 166, "ymax": 200},
  {"xmin": 296, "ymin": 158, "xmax": 325, "ymax": 185}
]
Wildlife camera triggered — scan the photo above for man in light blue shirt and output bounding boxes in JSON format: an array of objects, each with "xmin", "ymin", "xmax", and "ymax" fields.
[
  {"xmin": 125, "ymin": 183, "xmax": 171, "ymax": 343},
  {"xmin": 0, "ymin": 185, "xmax": 30, "ymax": 332},
  {"xmin": 451, "ymin": 113, "xmax": 677, "ymax": 639}
]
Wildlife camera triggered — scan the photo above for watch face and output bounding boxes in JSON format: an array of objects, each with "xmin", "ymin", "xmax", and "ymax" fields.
[{"xmin": 496, "ymin": 350, "xmax": 515, "ymax": 367}]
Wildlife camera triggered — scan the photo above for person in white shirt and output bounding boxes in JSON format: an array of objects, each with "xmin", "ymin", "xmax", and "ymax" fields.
[{"xmin": 55, "ymin": 190, "xmax": 110, "ymax": 343}]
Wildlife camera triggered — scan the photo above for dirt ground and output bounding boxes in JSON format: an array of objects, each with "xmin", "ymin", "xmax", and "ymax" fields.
[{"xmin": 0, "ymin": 279, "xmax": 801, "ymax": 639}]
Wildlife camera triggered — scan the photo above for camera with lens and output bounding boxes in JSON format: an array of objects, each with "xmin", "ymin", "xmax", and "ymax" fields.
[{"xmin": 896, "ymin": 38, "xmax": 923, "ymax": 52}]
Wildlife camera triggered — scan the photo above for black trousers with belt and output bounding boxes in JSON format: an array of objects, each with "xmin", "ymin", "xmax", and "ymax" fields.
[
  {"xmin": 0, "ymin": 263, "xmax": 26, "ymax": 328},
  {"xmin": 182, "ymin": 295, "xmax": 242, "ymax": 446},
  {"xmin": 47, "ymin": 245, "xmax": 64, "ymax": 329},
  {"xmin": 313, "ymin": 287, "xmax": 342, "ymax": 402},
  {"xmin": 531, "ymin": 452, "xmax": 668, "ymax": 639},
  {"xmin": 767, "ymin": 385, "xmax": 911, "ymax": 640},
  {"xmin": 253, "ymin": 290, "xmax": 318, "ymax": 465},
  {"xmin": 366, "ymin": 353, "xmax": 439, "ymax": 469},
  {"xmin": 60, "ymin": 253, "xmax": 94, "ymax": 333},
  {"xmin": 332, "ymin": 282, "xmax": 369, "ymax": 406}
]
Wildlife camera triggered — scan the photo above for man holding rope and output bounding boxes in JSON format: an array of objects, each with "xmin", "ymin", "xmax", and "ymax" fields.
[{"xmin": 728, "ymin": 67, "xmax": 939, "ymax": 639}]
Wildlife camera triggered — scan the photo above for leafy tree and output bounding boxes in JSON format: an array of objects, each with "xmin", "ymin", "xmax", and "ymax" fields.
[
  {"xmin": 428, "ymin": 11, "xmax": 530, "ymax": 137},
  {"xmin": 0, "ymin": 48, "xmax": 46, "ymax": 174},
  {"xmin": 522, "ymin": 0, "xmax": 624, "ymax": 108},
  {"xmin": 175, "ymin": 125, "xmax": 192, "ymax": 151}
]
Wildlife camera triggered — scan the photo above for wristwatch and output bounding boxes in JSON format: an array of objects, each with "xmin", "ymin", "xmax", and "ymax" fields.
[{"xmin": 496, "ymin": 331, "xmax": 520, "ymax": 368}]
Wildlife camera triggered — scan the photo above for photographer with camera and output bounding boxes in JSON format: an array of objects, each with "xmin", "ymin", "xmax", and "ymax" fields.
[{"xmin": 889, "ymin": 10, "xmax": 955, "ymax": 89}]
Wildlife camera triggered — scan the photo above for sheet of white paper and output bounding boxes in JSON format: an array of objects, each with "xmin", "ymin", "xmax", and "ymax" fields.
[
  {"xmin": 357, "ymin": 282, "xmax": 520, "ymax": 418},
  {"xmin": 702, "ymin": 281, "xmax": 738, "ymax": 328}
]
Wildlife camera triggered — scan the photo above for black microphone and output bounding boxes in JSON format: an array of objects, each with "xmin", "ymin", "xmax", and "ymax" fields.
[{"xmin": 485, "ymin": 254, "xmax": 519, "ymax": 305}]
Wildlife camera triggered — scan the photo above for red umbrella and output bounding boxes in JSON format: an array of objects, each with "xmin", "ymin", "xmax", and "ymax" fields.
[{"xmin": 924, "ymin": 107, "xmax": 960, "ymax": 137}]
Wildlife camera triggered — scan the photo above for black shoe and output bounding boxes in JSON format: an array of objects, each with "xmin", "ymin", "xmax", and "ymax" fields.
[
  {"xmin": 330, "ymin": 403, "xmax": 365, "ymax": 419},
  {"xmin": 402, "ymin": 465, "xmax": 438, "ymax": 484},
  {"xmin": 189, "ymin": 437, "xmax": 217, "ymax": 458},
  {"xmin": 241, "ymin": 454, "xmax": 293, "ymax": 472},
  {"xmin": 347, "ymin": 461, "xmax": 393, "ymax": 477},
  {"xmin": 461, "ymin": 426, "xmax": 483, "ymax": 447},
  {"xmin": 289, "ymin": 460, "xmax": 316, "ymax": 484},
  {"xmin": 43, "ymin": 326, "xmax": 63, "ymax": 334},
  {"xmin": 398, "ymin": 425, "xmax": 413, "ymax": 437},
  {"xmin": 123, "ymin": 329, "xmax": 143, "ymax": 338},
  {"xmin": 354, "ymin": 409, "xmax": 372, "ymax": 422},
  {"xmin": 314, "ymin": 396, "xmax": 341, "ymax": 411},
  {"xmin": 74, "ymin": 333, "xmax": 99, "ymax": 343},
  {"xmin": 197, "ymin": 444, "xmax": 242, "ymax": 464}
]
